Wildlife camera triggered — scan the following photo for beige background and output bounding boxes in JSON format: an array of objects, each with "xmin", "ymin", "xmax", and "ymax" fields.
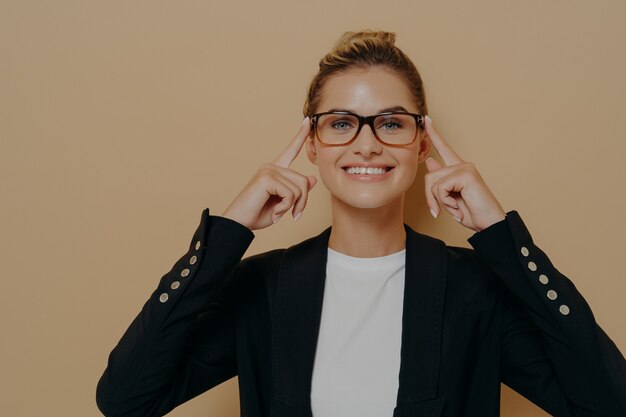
[{"xmin": 1, "ymin": 1, "xmax": 625, "ymax": 416}]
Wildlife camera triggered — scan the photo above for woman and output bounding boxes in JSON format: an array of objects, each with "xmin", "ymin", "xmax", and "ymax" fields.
[{"xmin": 96, "ymin": 30, "xmax": 626, "ymax": 417}]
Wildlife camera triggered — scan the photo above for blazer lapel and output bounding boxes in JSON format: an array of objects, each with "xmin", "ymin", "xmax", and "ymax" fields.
[
  {"xmin": 271, "ymin": 223, "xmax": 447, "ymax": 416},
  {"xmin": 271, "ymin": 225, "xmax": 332, "ymax": 413},
  {"xmin": 394, "ymin": 224, "xmax": 448, "ymax": 414}
]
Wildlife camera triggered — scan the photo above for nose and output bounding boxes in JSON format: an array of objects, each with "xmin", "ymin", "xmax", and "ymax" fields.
[{"xmin": 350, "ymin": 123, "xmax": 383, "ymax": 156}]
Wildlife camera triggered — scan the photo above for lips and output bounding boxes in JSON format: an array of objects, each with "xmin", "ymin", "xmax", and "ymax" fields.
[
  {"xmin": 340, "ymin": 165, "xmax": 395, "ymax": 182},
  {"xmin": 341, "ymin": 166, "xmax": 395, "ymax": 172}
]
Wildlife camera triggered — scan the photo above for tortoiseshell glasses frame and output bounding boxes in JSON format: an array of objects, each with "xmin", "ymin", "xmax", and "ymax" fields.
[{"xmin": 310, "ymin": 110, "xmax": 425, "ymax": 147}]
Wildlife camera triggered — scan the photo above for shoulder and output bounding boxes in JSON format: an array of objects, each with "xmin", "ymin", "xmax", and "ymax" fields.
[
  {"xmin": 405, "ymin": 223, "xmax": 503, "ymax": 310},
  {"xmin": 236, "ymin": 225, "xmax": 332, "ymax": 283},
  {"xmin": 446, "ymin": 244, "xmax": 493, "ymax": 281},
  {"xmin": 444, "ymin": 241, "xmax": 502, "ymax": 304},
  {"xmin": 234, "ymin": 226, "xmax": 332, "ymax": 301},
  {"xmin": 238, "ymin": 247, "xmax": 286, "ymax": 276},
  {"xmin": 406, "ymin": 223, "xmax": 499, "ymax": 296}
]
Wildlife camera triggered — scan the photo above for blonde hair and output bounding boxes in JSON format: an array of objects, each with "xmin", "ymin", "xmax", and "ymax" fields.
[{"xmin": 303, "ymin": 30, "xmax": 428, "ymax": 127}]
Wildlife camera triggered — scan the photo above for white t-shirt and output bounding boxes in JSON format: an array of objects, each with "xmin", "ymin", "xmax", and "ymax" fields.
[{"xmin": 310, "ymin": 246, "xmax": 406, "ymax": 417}]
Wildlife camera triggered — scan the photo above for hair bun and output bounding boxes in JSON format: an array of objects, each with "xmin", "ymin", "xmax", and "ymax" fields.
[
  {"xmin": 332, "ymin": 30, "xmax": 397, "ymax": 51},
  {"xmin": 305, "ymin": 28, "xmax": 427, "ymax": 119}
]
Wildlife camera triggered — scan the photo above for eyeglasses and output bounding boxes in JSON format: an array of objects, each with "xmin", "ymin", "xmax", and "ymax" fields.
[{"xmin": 310, "ymin": 111, "xmax": 424, "ymax": 147}]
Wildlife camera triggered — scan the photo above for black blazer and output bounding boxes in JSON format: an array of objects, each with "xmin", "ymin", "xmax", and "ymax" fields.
[{"xmin": 96, "ymin": 208, "xmax": 626, "ymax": 417}]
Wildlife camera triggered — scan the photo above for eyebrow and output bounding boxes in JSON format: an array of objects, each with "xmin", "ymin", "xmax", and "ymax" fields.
[{"xmin": 326, "ymin": 105, "xmax": 409, "ymax": 114}]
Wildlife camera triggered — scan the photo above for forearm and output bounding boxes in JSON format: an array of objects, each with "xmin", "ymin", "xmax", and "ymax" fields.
[
  {"xmin": 96, "ymin": 208, "xmax": 255, "ymax": 416},
  {"xmin": 468, "ymin": 210, "xmax": 626, "ymax": 415}
]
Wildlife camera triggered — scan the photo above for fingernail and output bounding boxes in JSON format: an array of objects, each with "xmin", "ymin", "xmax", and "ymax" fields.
[
  {"xmin": 294, "ymin": 211, "xmax": 302, "ymax": 221},
  {"xmin": 453, "ymin": 216, "xmax": 461, "ymax": 222},
  {"xmin": 273, "ymin": 214, "xmax": 283, "ymax": 224},
  {"xmin": 302, "ymin": 116, "xmax": 309, "ymax": 125},
  {"xmin": 430, "ymin": 208, "xmax": 438, "ymax": 218},
  {"xmin": 425, "ymin": 115, "xmax": 432, "ymax": 124}
]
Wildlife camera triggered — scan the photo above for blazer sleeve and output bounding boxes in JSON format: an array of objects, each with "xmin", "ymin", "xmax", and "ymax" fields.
[
  {"xmin": 467, "ymin": 210, "xmax": 626, "ymax": 417},
  {"xmin": 96, "ymin": 208, "xmax": 255, "ymax": 417}
]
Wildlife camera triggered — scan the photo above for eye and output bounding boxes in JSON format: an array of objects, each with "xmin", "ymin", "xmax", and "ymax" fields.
[
  {"xmin": 378, "ymin": 119, "xmax": 402, "ymax": 131},
  {"xmin": 330, "ymin": 119, "xmax": 354, "ymax": 130}
]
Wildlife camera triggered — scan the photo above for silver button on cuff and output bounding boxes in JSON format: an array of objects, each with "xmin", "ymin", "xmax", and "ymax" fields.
[
  {"xmin": 528, "ymin": 261, "xmax": 537, "ymax": 271},
  {"xmin": 181, "ymin": 268, "xmax": 190, "ymax": 278},
  {"xmin": 559, "ymin": 305, "xmax": 570, "ymax": 315},
  {"xmin": 547, "ymin": 290, "xmax": 558, "ymax": 300},
  {"xmin": 521, "ymin": 246, "xmax": 529, "ymax": 257},
  {"xmin": 171, "ymin": 281, "xmax": 180, "ymax": 290},
  {"xmin": 159, "ymin": 293, "xmax": 169, "ymax": 303},
  {"xmin": 190, "ymin": 255, "xmax": 197, "ymax": 265},
  {"xmin": 195, "ymin": 240, "xmax": 201, "ymax": 250},
  {"xmin": 539, "ymin": 274, "xmax": 549, "ymax": 284}
]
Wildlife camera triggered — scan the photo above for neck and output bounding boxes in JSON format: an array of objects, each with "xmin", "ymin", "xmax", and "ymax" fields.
[{"xmin": 327, "ymin": 194, "xmax": 406, "ymax": 258}]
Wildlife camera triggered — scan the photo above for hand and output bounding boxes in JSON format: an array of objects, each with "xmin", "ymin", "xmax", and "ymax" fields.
[
  {"xmin": 423, "ymin": 115, "xmax": 506, "ymax": 232},
  {"xmin": 221, "ymin": 117, "xmax": 318, "ymax": 231}
]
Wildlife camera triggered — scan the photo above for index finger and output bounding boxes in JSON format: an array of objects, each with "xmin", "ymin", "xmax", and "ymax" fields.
[
  {"xmin": 424, "ymin": 115, "xmax": 464, "ymax": 166},
  {"xmin": 272, "ymin": 117, "xmax": 311, "ymax": 168}
]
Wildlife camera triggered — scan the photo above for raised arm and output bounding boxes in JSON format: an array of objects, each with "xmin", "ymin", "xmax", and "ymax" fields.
[
  {"xmin": 96, "ymin": 117, "xmax": 318, "ymax": 416},
  {"xmin": 468, "ymin": 210, "xmax": 626, "ymax": 416},
  {"xmin": 421, "ymin": 115, "xmax": 626, "ymax": 415},
  {"xmin": 96, "ymin": 209, "xmax": 255, "ymax": 417}
]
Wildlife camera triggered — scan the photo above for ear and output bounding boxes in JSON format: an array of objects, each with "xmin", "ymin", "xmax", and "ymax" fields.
[
  {"xmin": 305, "ymin": 132, "xmax": 318, "ymax": 165},
  {"xmin": 416, "ymin": 128, "xmax": 432, "ymax": 164}
]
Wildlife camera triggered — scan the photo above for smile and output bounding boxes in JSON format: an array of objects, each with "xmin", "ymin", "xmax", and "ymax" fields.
[
  {"xmin": 344, "ymin": 166, "xmax": 390, "ymax": 175},
  {"xmin": 341, "ymin": 166, "xmax": 395, "ymax": 182}
]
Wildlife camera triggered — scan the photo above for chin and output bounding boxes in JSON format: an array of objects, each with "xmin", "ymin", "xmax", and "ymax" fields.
[
  {"xmin": 320, "ymin": 170, "xmax": 412, "ymax": 210},
  {"xmin": 332, "ymin": 192, "xmax": 405, "ymax": 210}
]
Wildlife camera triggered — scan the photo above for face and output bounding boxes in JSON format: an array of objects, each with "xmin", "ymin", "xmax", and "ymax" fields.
[{"xmin": 306, "ymin": 66, "xmax": 431, "ymax": 210}]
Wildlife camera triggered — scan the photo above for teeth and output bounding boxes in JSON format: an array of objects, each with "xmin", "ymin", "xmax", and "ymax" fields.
[{"xmin": 345, "ymin": 166, "xmax": 389, "ymax": 175}]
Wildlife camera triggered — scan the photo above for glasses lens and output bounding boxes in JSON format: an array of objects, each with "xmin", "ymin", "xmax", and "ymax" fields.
[
  {"xmin": 374, "ymin": 113, "xmax": 417, "ymax": 145},
  {"xmin": 316, "ymin": 113, "xmax": 417, "ymax": 145},
  {"xmin": 316, "ymin": 114, "xmax": 359, "ymax": 145}
]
